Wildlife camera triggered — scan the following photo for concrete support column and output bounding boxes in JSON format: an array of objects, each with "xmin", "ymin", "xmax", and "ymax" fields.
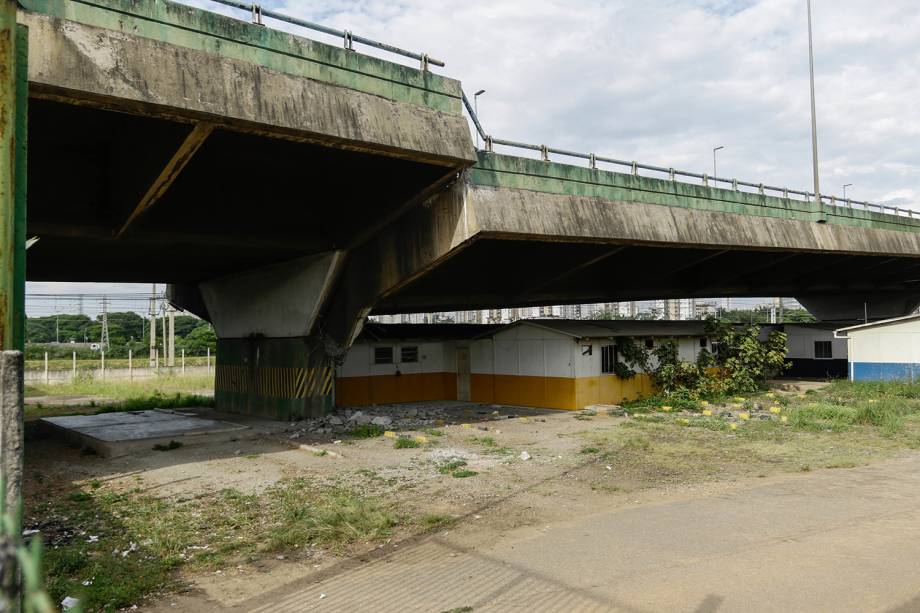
[
  {"xmin": 181, "ymin": 252, "xmax": 345, "ymax": 419},
  {"xmin": 215, "ymin": 336, "xmax": 334, "ymax": 419}
]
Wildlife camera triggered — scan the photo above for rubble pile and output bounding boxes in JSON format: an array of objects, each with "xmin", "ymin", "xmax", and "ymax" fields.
[{"xmin": 284, "ymin": 403, "xmax": 504, "ymax": 438}]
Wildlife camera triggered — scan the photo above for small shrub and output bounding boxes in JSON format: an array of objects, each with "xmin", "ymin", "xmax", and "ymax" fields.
[
  {"xmin": 349, "ymin": 424, "xmax": 384, "ymax": 438},
  {"xmin": 394, "ymin": 437, "xmax": 421, "ymax": 449}
]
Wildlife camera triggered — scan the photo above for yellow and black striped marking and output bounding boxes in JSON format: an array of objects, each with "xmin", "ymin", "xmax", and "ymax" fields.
[{"xmin": 216, "ymin": 364, "xmax": 334, "ymax": 398}]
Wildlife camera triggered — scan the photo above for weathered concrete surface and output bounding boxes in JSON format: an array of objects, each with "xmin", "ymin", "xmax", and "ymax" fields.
[
  {"xmin": 19, "ymin": 4, "xmax": 475, "ymax": 166},
  {"xmin": 40, "ymin": 409, "xmax": 247, "ymax": 457},
  {"xmin": 468, "ymin": 183, "xmax": 920, "ymax": 257},
  {"xmin": 200, "ymin": 252, "xmax": 344, "ymax": 339},
  {"xmin": 234, "ymin": 455, "xmax": 920, "ymax": 612},
  {"xmin": 0, "ymin": 351, "xmax": 23, "ymax": 510},
  {"xmin": 373, "ymin": 170, "xmax": 920, "ymax": 320},
  {"xmin": 321, "ymin": 179, "xmax": 474, "ymax": 348}
]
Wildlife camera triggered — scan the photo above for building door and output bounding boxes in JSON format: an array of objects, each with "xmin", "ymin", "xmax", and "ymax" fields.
[{"xmin": 457, "ymin": 346, "xmax": 471, "ymax": 401}]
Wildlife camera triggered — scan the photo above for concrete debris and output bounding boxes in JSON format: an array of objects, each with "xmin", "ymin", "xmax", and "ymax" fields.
[
  {"xmin": 520, "ymin": 451, "xmax": 532, "ymax": 461},
  {"xmin": 61, "ymin": 597, "xmax": 80, "ymax": 611},
  {"xmin": 281, "ymin": 403, "xmax": 518, "ymax": 438}
]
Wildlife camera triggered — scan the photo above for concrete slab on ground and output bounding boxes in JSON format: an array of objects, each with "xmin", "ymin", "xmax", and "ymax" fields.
[{"xmin": 39, "ymin": 410, "xmax": 249, "ymax": 457}]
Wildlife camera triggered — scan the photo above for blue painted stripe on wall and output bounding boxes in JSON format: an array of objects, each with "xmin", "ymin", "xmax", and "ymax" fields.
[{"xmin": 851, "ymin": 362, "xmax": 920, "ymax": 382}]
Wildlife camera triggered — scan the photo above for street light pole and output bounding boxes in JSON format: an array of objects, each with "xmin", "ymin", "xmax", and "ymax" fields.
[
  {"xmin": 713, "ymin": 146, "xmax": 724, "ymax": 180},
  {"xmin": 807, "ymin": 0, "xmax": 821, "ymax": 205},
  {"xmin": 843, "ymin": 183, "xmax": 852, "ymax": 199},
  {"xmin": 474, "ymin": 89, "xmax": 486, "ymax": 149}
]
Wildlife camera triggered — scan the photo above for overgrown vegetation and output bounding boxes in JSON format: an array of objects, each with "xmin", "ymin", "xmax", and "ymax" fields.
[
  {"xmin": 34, "ymin": 479, "xmax": 396, "ymax": 611},
  {"xmin": 349, "ymin": 424, "xmax": 385, "ymax": 438},
  {"xmin": 614, "ymin": 318, "xmax": 789, "ymax": 401},
  {"xmin": 607, "ymin": 380, "xmax": 920, "ymax": 484}
]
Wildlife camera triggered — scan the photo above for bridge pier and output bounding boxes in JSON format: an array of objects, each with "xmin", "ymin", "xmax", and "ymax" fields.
[{"xmin": 171, "ymin": 251, "xmax": 352, "ymax": 419}]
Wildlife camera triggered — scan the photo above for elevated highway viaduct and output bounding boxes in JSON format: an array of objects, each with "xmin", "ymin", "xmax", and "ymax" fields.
[{"xmin": 13, "ymin": 0, "xmax": 920, "ymax": 417}]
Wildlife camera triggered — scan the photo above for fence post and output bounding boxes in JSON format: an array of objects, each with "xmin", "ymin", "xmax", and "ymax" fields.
[
  {"xmin": 128, "ymin": 349, "xmax": 133, "ymax": 381},
  {"xmin": 101, "ymin": 350, "xmax": 105, "ymax": 382},
  {"xmin": 181, "ymin": 348, "xmax": 185, "ymax": 375},
  {"xmin": 156, "ymin": 348, "xmax": 159, "ymax": 375},
  {"xmin": 43, "ymin": 350, "xmax": 48, "ymax": 385},
  {"xmin": 72, "ymin": 350, "xmax": 76, "ymax": 383}
]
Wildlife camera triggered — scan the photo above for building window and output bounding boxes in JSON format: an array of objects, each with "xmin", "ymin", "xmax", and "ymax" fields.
[
  {"xmin": 374, "ymin": 346, "xmax": 394, "ymax": 364},
  {"xmin": 644, "ymin": 338, "xmax": 654, "ymax": 349},
  {"xmin": 814, "ymin": 340, "xmax": 832, "ymax": 359},
  {"xmin": 700, "ymin": 337, "xmax": 708, "ymax": 348},
  {"xmin": 400, "ymin": 346, "xmax": 419, "ymax": 363},
  {"xmin": 581, "ymin": 345, "xmax": 593, "ymax": 356},
  {"xmin": 601, "ymin": 345, "xmax": 616, "ymax": 374}
]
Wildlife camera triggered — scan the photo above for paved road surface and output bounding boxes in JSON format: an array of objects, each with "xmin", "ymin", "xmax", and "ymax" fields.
[{"xmin": 233, "ymin": 456, "xmax": 920, "ymax": 612}]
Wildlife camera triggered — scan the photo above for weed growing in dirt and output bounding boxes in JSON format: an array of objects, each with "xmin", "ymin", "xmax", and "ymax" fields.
[
  {"xmin": 467, "ymin": 436, "xmax": 496, "ymax": 447},
  {"xmin": 394, "ymin": 437, "xmax": 422, "ymax": 449},
  {"xmin": 450, "ymin": 469, "xmax": 478, "ymax": 478},
  {"xmin": 36, "ymin": 478, "xmax": 396, "ymax": 611},
  {"xmin": 349, "ymin": 424, "xmax": 384, "ymax": 438},
  {"xmin": 423, "ymin": 428, "xmax": 446, "ymax": 437}
]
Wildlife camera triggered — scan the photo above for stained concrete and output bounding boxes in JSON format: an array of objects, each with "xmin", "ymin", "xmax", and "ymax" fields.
[{"xmin": 39, "ymin": 410, "xmax": 248, "ymax": 457}]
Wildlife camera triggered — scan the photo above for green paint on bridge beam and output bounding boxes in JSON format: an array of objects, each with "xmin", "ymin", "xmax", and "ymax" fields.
[
  {"xmin": 472, "ymin": 152, "xmax": 920, "ymax": 233},
  {"xmin": 20, "ymin": 0, "xmax": 462, "ymax": 114}
]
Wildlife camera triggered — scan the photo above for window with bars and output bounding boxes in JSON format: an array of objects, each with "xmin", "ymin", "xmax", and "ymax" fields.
[
  {"xmin": 374, "ymin": 346, "xmax": 394, "ymax": 364},
  {"xmin": 601, "ymin": 345, "xmax": 617, "ymax": 374},
  {"xmin": 814, "ymin": 341, "xmax": 832, "ymax": 359},
  {"xmin": 400, "ymin": 346, "xmax": 419, "ymax": 363}
]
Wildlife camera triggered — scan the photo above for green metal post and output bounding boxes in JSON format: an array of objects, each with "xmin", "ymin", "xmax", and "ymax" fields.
[
  {"xmin": 0, "ymin": 0, "xmax": 21, "ymax": 351},
  {"xmin": 12, "ymin": 25, "xmax": 26, "ymax": 351}
]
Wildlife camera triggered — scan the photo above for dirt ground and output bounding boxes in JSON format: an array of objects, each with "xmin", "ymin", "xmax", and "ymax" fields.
[{"xmin": 25, "ymin": 381, "xmax": 920, "ymax": 611}]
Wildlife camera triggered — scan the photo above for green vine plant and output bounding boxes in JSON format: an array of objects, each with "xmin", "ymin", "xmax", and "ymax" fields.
[{"xmin": 613, "ymin": 337, "xmax": 651, "ymax": 380}]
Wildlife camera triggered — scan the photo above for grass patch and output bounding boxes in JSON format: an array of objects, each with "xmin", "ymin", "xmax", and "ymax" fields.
[
  {"xmin": 349, "ymin": 424, "xmax": 385, "ymax": 438},
  {"xmin": 580, "ymin": 446, "xmax": 600, "ymax": 454},
  {"xmin": 36, "ymin": 478, "xmax": 396, "ymax": 611},
  {"xmin": 423, "ymin": 428, "xmax": 446, "ymax": 437},
  {"xmin": 420, "ymin": 513, "xmax": 455, "ymax": 531},
  {"xmin": 450, "ymin": 469, "xmax": 478, "ymax": 478},
  {"xmin": 437, "ymin": 459, "xmax": 476, "ymax": 478},
  {"xmin": 394, "ymin": 437, "xmax": 422, "ymax": 449},
  {"xmin": 467, "ymin": 435, "xmax": 497, "ymax": 447}
]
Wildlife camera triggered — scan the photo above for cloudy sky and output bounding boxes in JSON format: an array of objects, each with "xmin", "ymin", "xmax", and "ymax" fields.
[{"xmin": 28, "ymin": 0, "xmax": 920, "ymax": 315}]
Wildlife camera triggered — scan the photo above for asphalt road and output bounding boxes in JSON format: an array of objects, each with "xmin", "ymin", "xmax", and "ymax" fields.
[{"xmin": 232, "ymin": 454, "xmax": 920, "ymax": 613}]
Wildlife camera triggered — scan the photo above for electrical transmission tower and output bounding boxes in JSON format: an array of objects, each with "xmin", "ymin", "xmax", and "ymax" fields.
[{"xmin": 100, "ymin": 295, "xmax": 110, "ymax": 350}]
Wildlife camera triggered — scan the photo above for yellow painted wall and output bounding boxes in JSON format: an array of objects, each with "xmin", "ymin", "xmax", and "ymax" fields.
[
  {"xmin": 574, "ymin": 373, "xmax": 654, "ymax": 408},
  {"xmin": 336, "ymin": 372, "xmax": 457, "ymax": 406},
  {"xmin": 471, "ymin": 373, "xmax": 655, "ymax": 410},
  {"xmin": 341, "ymin": 372, "xmax": 655, "ymax": 410}
]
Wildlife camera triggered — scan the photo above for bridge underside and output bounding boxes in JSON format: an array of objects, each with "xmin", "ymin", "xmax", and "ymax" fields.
[
  {"xmin": 27, "ymin": 98, "xmax": 454, "ymax": 283},
  {"xmin": 371, "ymin": 237, "xmax": 920, "ymax": 321}
]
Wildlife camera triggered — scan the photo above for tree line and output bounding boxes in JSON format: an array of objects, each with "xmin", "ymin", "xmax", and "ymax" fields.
[{"xmin": 25, "ymin": 312, "xmax": 216, "ymax": 359}]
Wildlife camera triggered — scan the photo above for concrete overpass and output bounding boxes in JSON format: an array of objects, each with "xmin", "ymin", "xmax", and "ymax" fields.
[{"xmin": 7, "ymin": 0, "xmax": 920, "ymax": 418}]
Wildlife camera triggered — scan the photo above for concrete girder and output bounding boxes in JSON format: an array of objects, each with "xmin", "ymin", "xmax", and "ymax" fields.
[
  {"xmin": 115, "ymin": 122, "xmax": 213, "ymax": 238},
  {"xmin": 797, "ymin": 293, "xmax": 920, "ymax": 323}
]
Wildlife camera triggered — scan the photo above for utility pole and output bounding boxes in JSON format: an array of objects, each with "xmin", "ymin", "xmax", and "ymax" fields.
[
  {"xmin": 712, "ymin": 146, "xmax": 724, "ymax": 179},
  {"xmin": 806, "ymin": 0, "xmax": 821, "ymax": 205},
  {"xmin": 148, "ymin": 284, "xmax": 157, "ymax": 367}
]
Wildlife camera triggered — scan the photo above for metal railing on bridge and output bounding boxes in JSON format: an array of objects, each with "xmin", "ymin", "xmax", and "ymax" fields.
[
  {"xmin": 203, "ymin": 0, "xmax": 444, "ymax": 70},
  {"xmin": 461, "ymin": 92, "xmax": 916, "ymax": 221}
]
